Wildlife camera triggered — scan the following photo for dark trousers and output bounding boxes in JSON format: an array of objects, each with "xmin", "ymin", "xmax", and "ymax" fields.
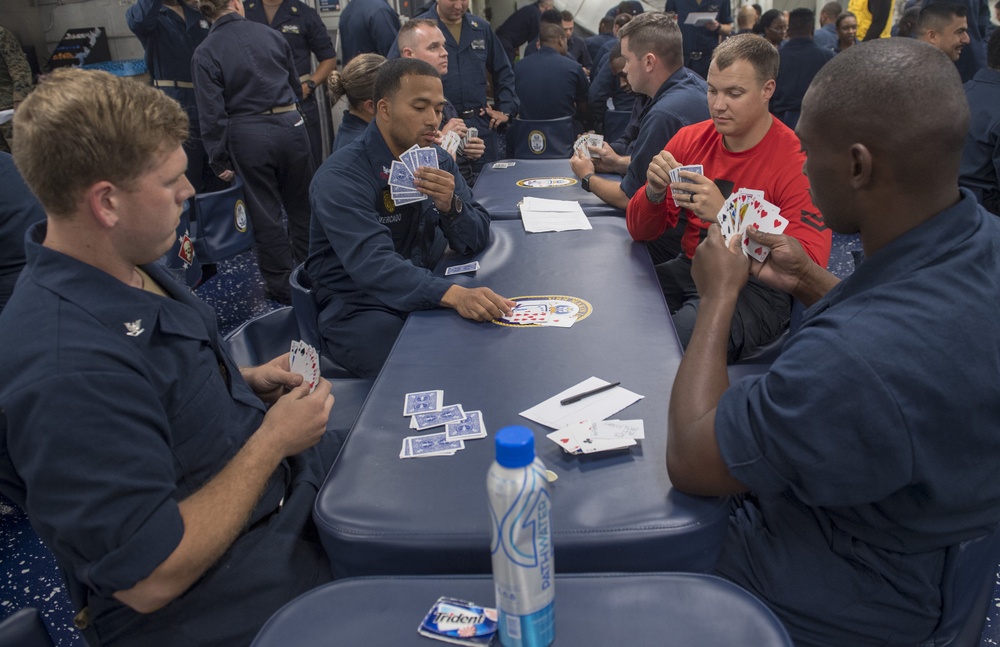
[
  {"xmin": 320, "ymin": 305, "xmax": 407, "ymax": 379},
  {"xmin": 82, "ymin": 451, "xmax": 333, "ymax": 647},
  {"xmin": 656, "ymin": 255, "xmax": 791, "ymax": 362},
  {"xmin": 228, "ymin": 112, "xmax": 315, "ymax": 301},
  {"xmin": 685, "ymin": 53, "xmax": 712, "ymax": 80},
  {"xmin": 643, "ymin": 213, "xmax": 689, "ymax": 265},
  {"xmin": 299, "ymin": 94, "xmax": 331, "ymax": 168},
  {"xmin": 183, "ymin": 133, "xmax": 227, "ymax": 195}
]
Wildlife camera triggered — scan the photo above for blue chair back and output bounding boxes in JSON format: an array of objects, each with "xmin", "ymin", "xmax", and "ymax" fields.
[
  {"xmin": 224, "ymin": 307, "xmax": 299, "ymax": 368},
  {"xmin": 191, "ymin": 175, "xmax": 255, "ymax": 263},
  {"xmin": 290, "ymin": 264, "xmax": 322, "ymax": 352},
  {"xmin": 603, "ymin": 109, "xmax": 631, "ymax": 143},
  {"xmin": 157, "ymin": 201, "xmax": 203, "ymax": 287},
  {"xmin": 932, "ymin": 523, "xmax": 1000, "ymax": 646},
  {"xmin": 289, "ymin": 265, "xmax": 353, "ymax": 379},
  {"xmin": 0, "ymin": 608, "xmax": 54, "ymax": 647},
  {"xmin": 506, "ymin": 117, "xmax": 576, "ymax": 159}
]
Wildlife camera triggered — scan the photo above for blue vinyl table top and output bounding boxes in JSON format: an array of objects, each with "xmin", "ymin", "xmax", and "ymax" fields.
[
  {"xmin": 472, "ymin": 158, "xmax": 625, "ymax": 219},
  {"xmin": 313, "ymin": 219, "xmax": 729, "ymax": 578}
]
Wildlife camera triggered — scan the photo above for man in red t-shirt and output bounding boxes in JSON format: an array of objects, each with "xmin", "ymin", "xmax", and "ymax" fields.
[{"xmin": 627, "ymin": 33, "xmax": 831, "ymax": 361}]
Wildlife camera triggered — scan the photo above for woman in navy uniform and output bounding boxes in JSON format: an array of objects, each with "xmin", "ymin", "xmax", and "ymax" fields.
[
  {"xmin": 328, "ymin": 53, "xmax": 385, "ymax": 152},
  {"xmin": 193, "ymin": 0, "xmax": 314, "ymax": 303},
  {"xmin": 244, "ymin": 0, "xmax": 337, "ymax": 166}
]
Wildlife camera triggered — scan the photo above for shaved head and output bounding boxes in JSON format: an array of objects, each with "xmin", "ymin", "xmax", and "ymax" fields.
[{"xmin": 802, "ymin": 38, "xmax": 968, "ymax": 194}]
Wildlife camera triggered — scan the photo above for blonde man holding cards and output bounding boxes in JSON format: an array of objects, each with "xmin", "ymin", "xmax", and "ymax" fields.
[
  {"xmin": 668, "ymin": 38, "xmax": 1000, "ymax": 646},
  {"xmin": 627, "ymin": 33, "xmax": 831, "ymax": 362},
  {"xmin": 0, "ymin": 68, "xmax": 337, "ymax": 646},
  {"xmin": 306, "ymin": 58, "xmax": 513, "ymax": 379},
  {"xmin": 570, "ymin": 12, "xmax": 708, "ymax": 213},
  {"xmin": 397, "ymin": 18, "xmax": 486, "ymax": 171}
]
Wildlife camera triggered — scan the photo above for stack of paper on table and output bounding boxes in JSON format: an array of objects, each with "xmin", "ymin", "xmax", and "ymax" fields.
[{"xmin": 519, "ymin": 196, "xmax": 592, "ymax": 233}]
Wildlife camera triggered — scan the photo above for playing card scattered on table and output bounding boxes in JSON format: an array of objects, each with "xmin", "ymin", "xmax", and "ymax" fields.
[
  {"xmin": 289, "ymin": 340, "xmax": 319, "ymax": 394},
  {"xmin": 389, "ymin": 144, "xmax": 439, "ymax": 206},
  {"xmin": 546, "ymin": 419, "xmax": 638, "ymax": 455},
  {"xmin": 445, "ymin": 261, "xmax": 480, "ymax": 276},
  {"xmin": 717, "ymin": 188, "xmax": 789, "ymax": 262},
  {"xmin": 400, "ymin": 392, "xmax": 489, "ymax": 459}
]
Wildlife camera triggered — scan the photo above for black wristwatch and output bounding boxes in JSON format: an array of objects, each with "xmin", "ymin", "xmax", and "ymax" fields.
[
  {"xmin": 581, "ymin": 173, "xmax": 595, "ymax": 193},
  {"xmin": 305, "ymin": 79, "xmax": 317, "ymax": 90},
  {"xmin": 449, "ymin": 195, "xmax": 464, "ymax": 215}
]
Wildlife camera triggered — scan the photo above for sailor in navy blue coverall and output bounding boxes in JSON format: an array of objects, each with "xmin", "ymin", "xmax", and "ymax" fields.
[
  {"xmin": 0, "ymin": 68, "xmax": 337, "ymax": 647},
  {"xmin": 306, "ymin": 58, "xmax": 513, "ymax": 378},
  {"xmin": 126, "ymin": 0, "xmax": 224, "ymax": 193},
  {"xmin": 338, "ymin": 0, "xmax": 400, "ymax": 63},
  {"xmin": 391, "ymin": 0, "xmax": 519, "ymax": 170},
  {"xmin": 496, "ymin": 0, "xmax": 550, "ymax": 62},
  {"xmin": 245, "ymin": 0, "xmax": 337, "ymax": 165},
  {"xmin": 193, "ymin": 3, "xmax": 314, "ymax": 303}
]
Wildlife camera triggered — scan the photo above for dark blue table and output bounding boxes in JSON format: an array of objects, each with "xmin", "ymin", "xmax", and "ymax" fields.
[
  {"xmin": 473, "ymin": 158, "xmax": 625, "ymax": 219},
  {"xmin": 313, "ymin": 219, "xmax": 730, "ymax": 578},
  {"xmin": 251, "ymin": 574, "xmax": 793, "ymax": 646}
]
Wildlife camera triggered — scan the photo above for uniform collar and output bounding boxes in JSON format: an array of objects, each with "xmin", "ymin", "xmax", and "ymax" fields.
[
  {"xmin": 209, "ymin": 11, "xmax": 243, "ymax": 32},
  {"xmin": 649, "ymin": 66, "xmax": 694, "ymax": 103},
  {"xmin": 971, "ymin": 67, "xmax": 1000, "ymax": 85},
  {"xmin": 360, "ymin": 120, "xmax": 398, "ymax": 181},
  {"xmin": 23, "ymin": 222, "xmax": 216, "ymax": 346},
  {"xmin": 811, "ymin": 190, "xmax": 986, "ymax": 315}
]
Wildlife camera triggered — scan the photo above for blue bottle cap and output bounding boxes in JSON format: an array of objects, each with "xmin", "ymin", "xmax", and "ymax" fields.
[{"xmin": 495, "ymin": 426, "xmax": 536, "ymax": 468}]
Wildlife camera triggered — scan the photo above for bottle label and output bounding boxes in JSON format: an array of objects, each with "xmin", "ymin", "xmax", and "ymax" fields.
[
  {"xmin": 488, "ymin": 460, "xmax": 554, "ymax": 647},
  {"xmin": 498, "ymin": 601, "xmax": 555, "ymax": 647}
]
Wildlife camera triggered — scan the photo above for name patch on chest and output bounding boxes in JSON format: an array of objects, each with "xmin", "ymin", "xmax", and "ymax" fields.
[
  {"xmin": 379, "ymin": 212, "xmax": 403, "ymax": 225},
  {"xmin": 281, "ymin": 24, "xmax": 301, "ymax": 34},
  {"xmin": 471, "ymin": 39, "xmax": 486, "ymax": 50}
]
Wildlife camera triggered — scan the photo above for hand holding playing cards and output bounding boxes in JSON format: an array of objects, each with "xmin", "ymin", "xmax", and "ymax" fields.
[
  {"xmin": 670, "ymin": 170, "xmax": 724, "ymax": 224},
  {"xmin": 259, "ymin": 378, "xmax": 335, "ymax": 458},
  {"xmin": 746, "ymin": 228, "xmax": 817, "ymax": 298},
  {"xmin": 691, "ymin": 224, "xmax": 749, "ymax": 302},
  {"xmin": 569, "ymin": 147, "xmax": 595, "ymax": 178},
  {"xmin": 645, "ymin": 150, "xmax": 680, "ymax": 201},
  {"xmin": 441, "ymin": 285, "xmax": 516, "ymax": 322},
  {"xmin": 439, "ymin": 117, "xmax": 467, "ymax": 140},
  {"xmin": 241, "ymin": 353, "xmax": 302, "ymax": 405},
  {"xmin": 462, "ymin": 136, "xmax": 485, "ymax": 161},
  {"xmin": 591, "ymin": 142, "xmax": 627, "ymax": 175},
  {"xmin": 413, "ymin": 167, "xmax": 455, "ymax": 212}
]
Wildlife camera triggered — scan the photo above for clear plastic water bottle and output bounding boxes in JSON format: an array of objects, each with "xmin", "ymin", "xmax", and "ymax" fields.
[{"xmin": 487, "ymin": 426, "xmax": 555, "ymax": 647}]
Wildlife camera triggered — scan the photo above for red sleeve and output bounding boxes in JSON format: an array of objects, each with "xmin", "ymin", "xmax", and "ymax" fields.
[
  {"xmin": 625, "ymin": 132, "xmax": 686, "ymax": 241},
  {"xmin": 625, "ymin": 183, "xmax": 681, "ymax": 241},
  {"xmin": 770, "ymin": 147, "xmax": 831, "ymax": 268}
]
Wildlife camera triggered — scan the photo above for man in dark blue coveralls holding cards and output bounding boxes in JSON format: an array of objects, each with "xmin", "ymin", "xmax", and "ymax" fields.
[{"xmin": 306, "ymin": 58, "xmax": 514, "ymax": 379}]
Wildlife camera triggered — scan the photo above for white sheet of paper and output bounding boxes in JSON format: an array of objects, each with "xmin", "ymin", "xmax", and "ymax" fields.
[
  {"xmin": 520, "ymin": 377, "xmax": 644, "ymax": 430},
  {"xmin": 521, "ymin": 196, "xmax": 583, "ymax": 212},
  {"xmin": 0, "ymin": 109, "xmax": 13, "ymax": 125},
  {"xmin": 684, "ymin": 11, "xmax": 718, "ymax": 24},
  {"xmin": 520, "ymin": 198, "xmax": 592, "ymax": 232}
]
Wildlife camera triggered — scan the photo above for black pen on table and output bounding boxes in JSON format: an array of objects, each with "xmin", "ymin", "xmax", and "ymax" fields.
[{"xmin": 560, "ymin": 382, "xmax": 621, "ymax": 406}]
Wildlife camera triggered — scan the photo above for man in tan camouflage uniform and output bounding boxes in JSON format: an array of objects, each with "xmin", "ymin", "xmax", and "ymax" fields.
[{"xmin": 0, "ymin": 24, "xmax": 33, "ymax": 153}]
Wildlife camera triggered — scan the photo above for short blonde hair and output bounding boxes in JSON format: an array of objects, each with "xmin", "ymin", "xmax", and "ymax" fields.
[
  {"xmin": 12, "ymin": 68, "xmax": 188, "ymax": 217},
  {"xmin": 712, "ymin": 33, "xmax": 780, "ymax": 85}
]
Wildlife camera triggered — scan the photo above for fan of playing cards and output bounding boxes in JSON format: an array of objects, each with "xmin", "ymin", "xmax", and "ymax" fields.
[
  {"xmin": 716, "ymin": 188, "xmax": 789, "ymax": 262},
  {"xmin": 389, "ymin": 144, "xmax": 440, "ymax": 206},
  {"xmin": 289, "ymin": 340, "xmax": 319, "ymax": 394},
  {"xmin": 573, "ymin": 133, "xmax": 603, "ymax": 158},
  {"xmin": 400, "ymin": 389, "xmax": 488, "ymax": 459},
  {"xmin": 441, "ymin": 127, "xmax": 478, "ymax": 158}
]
